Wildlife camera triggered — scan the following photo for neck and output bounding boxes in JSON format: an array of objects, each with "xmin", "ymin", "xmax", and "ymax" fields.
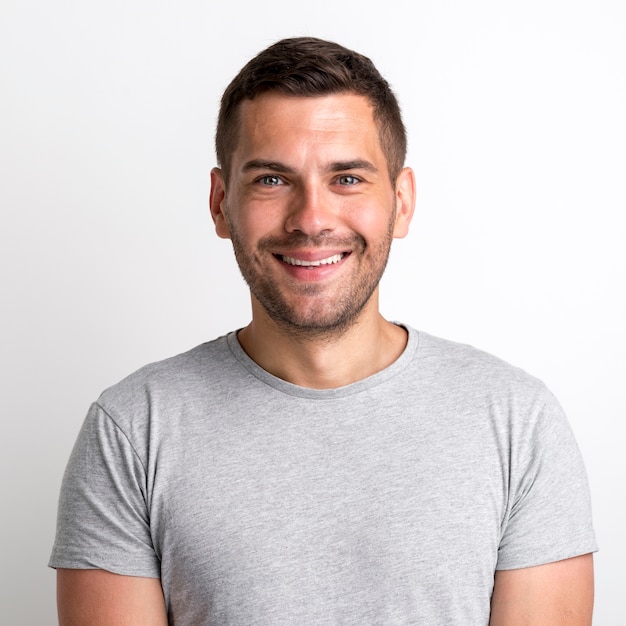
[{"xmin": 237, "ymin": 297, "xmax": 408, "ymax": 389}]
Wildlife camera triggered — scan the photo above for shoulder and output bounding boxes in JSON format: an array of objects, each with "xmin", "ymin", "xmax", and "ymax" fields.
[
  {"xmin": 94, "ymin": 332, "xmax": 244, "ymax": 428},
  {"xmin": 405, "ymin": 328, "xmax": 567, "ymax": 437},
  {"xmin": 104, "ymin": 332, "xmax": 237, "ymax": 390},
  {"xmin": 414, "ymin": 329, "xmax": 547, "ymax": 394}
]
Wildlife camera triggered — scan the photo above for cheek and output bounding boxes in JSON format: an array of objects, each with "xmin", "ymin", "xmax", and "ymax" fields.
[
  {"xmin": 343, "ymin": 198, "xmax": 395, "ymax": 240},
  {"xmin": 228, "ymin": 202, "xmax": 283, "ymax": 244}
]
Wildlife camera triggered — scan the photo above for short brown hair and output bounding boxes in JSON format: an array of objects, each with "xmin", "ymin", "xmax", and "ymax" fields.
[{"xmin": 215, "ymin": 37, "xmax": 407, "ymax": 183}]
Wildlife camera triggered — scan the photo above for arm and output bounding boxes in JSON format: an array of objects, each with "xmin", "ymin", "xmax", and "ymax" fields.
[
  {"xmin": 57, "ymin": 568, "xmax": 169, "ymax": 626},
  {"xmin": 489, "ymin": 553, "xmax": 594, "ymax": 625}
]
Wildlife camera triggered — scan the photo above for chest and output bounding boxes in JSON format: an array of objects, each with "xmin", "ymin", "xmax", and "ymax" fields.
[{"xmin": 147, "ymin": 403, "xmax": 506, "ymax": 623}]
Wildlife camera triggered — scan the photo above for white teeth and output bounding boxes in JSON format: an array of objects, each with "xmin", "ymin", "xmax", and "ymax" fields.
[{"xmin": 282, "ymin": 253, "xmax": 344, "ymax": 267}]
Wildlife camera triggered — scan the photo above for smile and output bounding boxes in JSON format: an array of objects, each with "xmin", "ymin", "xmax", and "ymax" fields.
[{"xmin": 280, "ymin": 253, "xmax": 345, "ymax": 267}]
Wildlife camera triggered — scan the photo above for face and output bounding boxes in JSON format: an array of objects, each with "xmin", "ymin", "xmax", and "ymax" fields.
[{"xmin": 210, "ymin": 92, "xmax": 414, "ymax": 337}]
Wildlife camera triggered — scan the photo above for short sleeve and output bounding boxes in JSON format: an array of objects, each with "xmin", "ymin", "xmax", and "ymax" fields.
[
  {"xmin": 496, "ymin": 391, "xmax": 598, "ymax": 570},
  {"xmin": 48, "ymin": 402, "xmax": 160, "ymax": 577}
]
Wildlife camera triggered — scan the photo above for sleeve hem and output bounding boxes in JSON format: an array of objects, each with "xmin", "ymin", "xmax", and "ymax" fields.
[
  {"xmin": 496, "ymin": 543, "xmax": 599, "ymax": 571},
  {"xmin": 48, "ymin": 552, "xmax": 160, "ymax": 579}
]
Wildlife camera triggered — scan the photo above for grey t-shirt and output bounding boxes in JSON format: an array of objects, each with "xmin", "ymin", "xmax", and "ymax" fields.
[{"xmin": 49, "ymin": 327, "xmax": 597, "ymax": 624}]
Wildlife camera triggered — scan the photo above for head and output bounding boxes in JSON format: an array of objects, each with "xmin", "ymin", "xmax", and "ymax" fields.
[
  {"xmin": 210, "ymin": 39, "xmax": 415, "ymax": 340},
  {"xmin": 215, "ymin": 37, "xmax": 407, "ymax": 186}
]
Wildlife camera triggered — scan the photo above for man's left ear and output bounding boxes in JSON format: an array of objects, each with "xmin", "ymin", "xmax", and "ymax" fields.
[{"xmin": 392, "ymin": 167, "xmax": 416, "ymax": 239}]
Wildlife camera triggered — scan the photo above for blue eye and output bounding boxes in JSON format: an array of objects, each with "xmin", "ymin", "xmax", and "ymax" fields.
[
  {"xmin": 260, "ymin": 175, "xmax": 282, "ymax": 186},
  {"xmin": 338, "ymin": 175, "xmax": 359, "ymax": 185}
]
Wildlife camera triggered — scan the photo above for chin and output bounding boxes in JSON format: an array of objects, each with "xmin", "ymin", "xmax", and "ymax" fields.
[{"xmin": 264, "ymin": 299, "xmax": 371, "ymax": 339}]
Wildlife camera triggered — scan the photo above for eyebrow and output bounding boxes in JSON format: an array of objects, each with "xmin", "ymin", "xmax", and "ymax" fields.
[
  {"xmin": 327, "ymin": 160, "xmax": 379, "ymax": 174},
  {"xmin": 241, "ymin": 160, "xmax": 296, "ymax": 174},
  {"xmin": 241, "ymin": 159, "xmax": 379, "ymax": 175}
]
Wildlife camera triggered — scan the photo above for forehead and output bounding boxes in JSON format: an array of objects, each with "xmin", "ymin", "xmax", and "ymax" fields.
[{"xmin": 231, "ymin": 92, "xmax": 384, "ymax": 167}]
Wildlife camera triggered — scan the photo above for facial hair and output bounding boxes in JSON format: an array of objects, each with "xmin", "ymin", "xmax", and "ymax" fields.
[{"xmin": 226, "ymin": 204, "xmax": 397, "ymax": 340}]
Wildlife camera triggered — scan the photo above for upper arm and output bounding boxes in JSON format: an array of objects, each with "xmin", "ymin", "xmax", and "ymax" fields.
[
  {"xmin": 489, "ymin": 553, "xmax": 594, "ymax": 625},
  {"xmin": 57, "ymin": 568, "xmax": 168, "ymax": 626}
]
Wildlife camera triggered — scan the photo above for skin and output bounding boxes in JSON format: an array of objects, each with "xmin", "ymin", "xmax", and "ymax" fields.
[
  {"xmin": 489, "ymin": 554, "xmax": 594, "ymax": 625},
  {"xmin": 57, "ymin": 569, "xmax": 168, "ymax": 625},
  {"xmin": 210, "ymin": 92, "xmax": 416, "ymax": 388},
  {"xmin": 57, "ymin": 91, "xmax": 594, "ymax": 623}
]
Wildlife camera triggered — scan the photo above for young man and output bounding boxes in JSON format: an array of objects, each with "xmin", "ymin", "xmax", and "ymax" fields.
[{"xmin": 50, "ymin": 37, "xmax": 597, "ymax": 625}]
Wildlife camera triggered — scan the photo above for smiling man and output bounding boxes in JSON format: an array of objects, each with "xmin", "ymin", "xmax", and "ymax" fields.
[
  {"xmin": 50, "ymin": 37, "xmax": 597, "ymax": 625},
  {"xmin": 211, "ymin": 90, "xmax": 414, "ymax": 388}
]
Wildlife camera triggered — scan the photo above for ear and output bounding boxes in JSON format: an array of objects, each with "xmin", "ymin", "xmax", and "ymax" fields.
[
  {"xmin": 209, "ymin": 167, "xmax": 232, "ymax": 239},
  {"xmin": 392, "ymin": 167, "xmax": 416, "ymax": 239}
]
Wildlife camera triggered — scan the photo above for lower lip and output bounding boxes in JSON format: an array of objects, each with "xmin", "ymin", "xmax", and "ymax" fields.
[{"xmin": 277, "ymin": 256, "xmax": 347, "ymax": 282}]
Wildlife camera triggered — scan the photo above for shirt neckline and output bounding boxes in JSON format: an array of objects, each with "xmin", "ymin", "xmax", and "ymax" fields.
[{"xmin": 225, "ymin": 324, "xmax": 420, "ymax": 400}]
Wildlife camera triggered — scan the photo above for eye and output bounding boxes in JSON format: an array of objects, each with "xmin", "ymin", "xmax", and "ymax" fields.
[
  {"xmin": 258, "ymin": 175, "xmax": 283, "ymax": 186},
  {"xmin": 337, "ymin": 175, "xmax": 360, "ymax": 186}
]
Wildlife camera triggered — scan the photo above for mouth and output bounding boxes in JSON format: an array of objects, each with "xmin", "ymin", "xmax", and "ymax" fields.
[{"xmin": 278, "ymin": 253, "xmax": 346, "ymax": 267}]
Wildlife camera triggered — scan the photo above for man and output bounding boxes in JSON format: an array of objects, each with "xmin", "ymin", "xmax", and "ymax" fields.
[{"xmin": 50, "ymin": 37, "xmax": 597, "ymax": 625}]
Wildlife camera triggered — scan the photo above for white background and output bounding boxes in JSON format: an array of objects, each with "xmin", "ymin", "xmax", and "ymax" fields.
[{"xmin": 1, "ymin": 0, "xmax": 624, "ymax": 623}]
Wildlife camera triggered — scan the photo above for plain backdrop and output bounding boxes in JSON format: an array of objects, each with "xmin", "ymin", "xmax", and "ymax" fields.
[{"xmin": 1, "ymin": 0, "xmax": 624, "ymax": 623}]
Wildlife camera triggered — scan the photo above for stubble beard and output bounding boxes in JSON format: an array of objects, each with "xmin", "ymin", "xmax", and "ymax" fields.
[{"xmin": 226, "ymin": 206, "xmax": 397, "ymax": 341}]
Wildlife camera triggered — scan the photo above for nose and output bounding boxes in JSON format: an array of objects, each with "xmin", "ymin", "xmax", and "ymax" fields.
[{"xmin": 284, "ymin": 185, "xmax": 338, "ymax": 236}]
